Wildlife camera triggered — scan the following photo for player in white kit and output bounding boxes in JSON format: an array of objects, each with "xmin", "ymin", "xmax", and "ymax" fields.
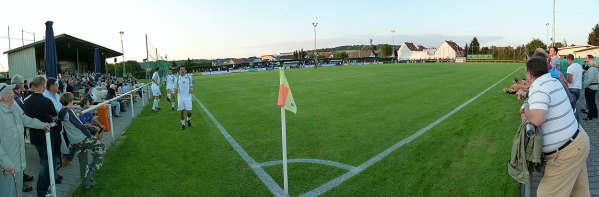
[
  {"xmin": 175, "ymin": 66, "xmax": 193, "ymax": 130},
  {"xmin": 165, "ymin": 69, "xmax": 177, "ymax": 110},
  {"xmin": 151, "ymin": 66, "xmax": 162, "ymax": 112}
]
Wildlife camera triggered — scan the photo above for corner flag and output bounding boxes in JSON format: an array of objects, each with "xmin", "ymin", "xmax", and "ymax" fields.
[
  {"xmin": 277, "ymin": 69, "xmax": 297, "ymax": 113},
  {"xmin": 277, "ymin": 69, "xmax": 296, "ymax": 194}
]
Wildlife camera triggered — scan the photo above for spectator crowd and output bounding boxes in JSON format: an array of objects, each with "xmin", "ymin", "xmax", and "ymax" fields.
[{"xmin": 1, "ymin": 71, "xmax": 144, "ymax": 196}]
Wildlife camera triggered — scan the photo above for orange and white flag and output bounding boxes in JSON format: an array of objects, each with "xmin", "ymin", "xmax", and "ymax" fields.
[{"xmin": 277, "ymin": 69, "xmax": 297, "ymax": 113}]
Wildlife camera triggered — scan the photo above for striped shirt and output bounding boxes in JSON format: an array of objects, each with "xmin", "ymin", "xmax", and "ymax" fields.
[{"xmin": 528, "ymin": 73, "xmax": 578, "ymax": 153}]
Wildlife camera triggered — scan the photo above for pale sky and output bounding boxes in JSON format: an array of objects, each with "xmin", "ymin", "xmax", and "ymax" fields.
[{"xmin": 1, "ymin": 0, "xmax": 597, "ymax": 71}]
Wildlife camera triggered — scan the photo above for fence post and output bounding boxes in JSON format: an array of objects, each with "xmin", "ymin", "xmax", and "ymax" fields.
[
  {"xmin": 131, "ymin": 93, "xmax": 134, "ymax": 118},
  {"xmin": 108, "ymin": 104, "xmax": 115, "ymax": 141},
  {"xmin": 141, "ymin": 87, "xmax": 145, "ymax": 106},
  {"xmin": 45, "ymin": 131, "xmax": 57, "ymax": 197}
]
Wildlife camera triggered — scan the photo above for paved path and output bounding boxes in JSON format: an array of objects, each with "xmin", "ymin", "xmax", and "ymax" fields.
[
  {"xmin": 22, "ymin": 94, "xmax": 149, "ymax": 197},
  {"xmin": 529, "ymin": 92, "xmax": 599, "ymax": 197}
]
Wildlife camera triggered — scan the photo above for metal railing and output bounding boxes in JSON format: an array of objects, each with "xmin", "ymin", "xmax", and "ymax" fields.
[
  {"xmin": 81, "ymin": 83, "xmax": 150, "ymax": 139},
  {"xmin": 44, "ymin": 83, "xmax": 150, "ymax": 196}
]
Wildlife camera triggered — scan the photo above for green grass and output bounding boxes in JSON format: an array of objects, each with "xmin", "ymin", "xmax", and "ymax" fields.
[{"xmin": 72, "ymin": 63, "xmax": 525, "ymax": 196}]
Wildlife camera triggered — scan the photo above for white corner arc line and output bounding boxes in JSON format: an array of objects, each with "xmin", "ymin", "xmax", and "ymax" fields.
[
  {"xmin": 193, "ymin": 95, "xmax": 285, "ymax": 197},
  {"xmin": 300, "ymin": 67, "xmax": 523, "ymax": 197},
  {"xmin": 259, "ymin": 159, "xmax": 358, "ymax": 171}
]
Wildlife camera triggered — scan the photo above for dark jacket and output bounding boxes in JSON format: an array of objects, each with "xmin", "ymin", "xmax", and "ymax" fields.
[
  {"xmin": 106, "ymin": 88, "xmax": 117, "ymax": 100},
  {"xmin": 58, "ymin": 108, "xmax": 92, "ymax": 145},
  {"xmin": 13, "ymin": 90, "xmax": 25, "ymax": 110},
  {"xmin": 23, "ymin": 93, "xmax": 58, "ymax": 146}
]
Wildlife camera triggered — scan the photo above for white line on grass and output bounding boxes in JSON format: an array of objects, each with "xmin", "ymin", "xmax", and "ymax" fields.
[
  {"xmin": 299, "ymin": 67, "xmax": 523, "ymax": 197},
  {"xmin": 193, "ymin": 95, "xmax": 285, "ymax": 197},
  {"xmin": 258, "ymin": 159, "xmax": 358, "ymax": 171}
]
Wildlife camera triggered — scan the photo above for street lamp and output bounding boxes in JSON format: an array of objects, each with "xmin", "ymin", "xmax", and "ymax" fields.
[
  {"xmin": 546, "ymin": 23, "xmax": 549, "ymax": 49},
  {"xmin": 312, "ymin": 22, "xmax": 318, "ymax": 67},
  {"xmin": 119, "ymin": 31, "xmax": 126, "ymax": 77},
  {"xmin": 391, "ymin": 30, "xmax": 396, "ymax": 59},
  {"xmin": 552, "ymin": 0, "xmax": 556, "ymax": 47}
]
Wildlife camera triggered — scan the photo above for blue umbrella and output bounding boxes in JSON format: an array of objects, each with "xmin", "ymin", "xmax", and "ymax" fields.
[
  {"xmin": 94, "ymin": 48, "xmax": 101, "ymax": 81},
  {"xmin": 44, "ymin": 21, "xmax": 58, "ymax": 78}
]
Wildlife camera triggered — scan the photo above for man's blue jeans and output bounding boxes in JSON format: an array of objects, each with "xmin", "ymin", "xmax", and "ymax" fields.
[
  {"xmin": 570, "ymin": 88, "xmax": 581, "ymax": 122},
  {"xmin": 111, "ymin": 101, "xmax": 121, "ymax": 115},
  {"xmin": 34, "ymin": 144, "xmax": 57, "ymax": 197}
]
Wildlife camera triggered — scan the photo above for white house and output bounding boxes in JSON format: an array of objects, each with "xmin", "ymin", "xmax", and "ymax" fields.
[
  {"xmin": 573, "ymin": 46, "xmax": 599, "ymax": 58},
  {"xmin": 558, "ymin": 45, "xmax": 598, "ymax": 58},
  {"xmin": 397, "ymin": 40, "xmax": 462, "ymax": 60},
  {"xmin": 433, "ymin": 40, "xmax": 462, "ymax": 59},
  {"xmin": 397, "ymin": 42, "xmax": 420, "ymax": 60}
]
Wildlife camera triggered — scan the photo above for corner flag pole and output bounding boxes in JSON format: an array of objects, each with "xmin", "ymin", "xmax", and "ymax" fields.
[
  {"xmin": 281, "ymin": 107, "xmax": 289, "ymax": 195},
  {"xmin": 278, "ymin": 68, "xmax": 296, "ymax": 195}
]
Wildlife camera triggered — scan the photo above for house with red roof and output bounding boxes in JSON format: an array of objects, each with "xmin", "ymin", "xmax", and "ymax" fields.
[
  {"xmin": 433, "ymin": 40, "xmax": 463, "ymax": 59},
  {"xmin": 397, "ymin": 40, "xmax": 463, "ymax": 60}
]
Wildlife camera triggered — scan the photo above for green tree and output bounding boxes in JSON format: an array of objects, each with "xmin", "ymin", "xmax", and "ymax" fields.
[
  {"xmin": 183, "ymin": 58, "xmax": 195, "ymax": 69},
  {"xmin": 380, "ymin": 44, "xmax": 392, "ymax": 57},
  {"xmin": 463, "ymin": 44, "xmax": 469, "ymax": 57},
  {"xmin": 171, "ymin": 60, "xmax": 178, "ymax": 69},
  {"xmin": 515, "ymin": 45, "xmax": 527, "ymax": 60},
  {"xmin": 588, "ymin": 24, "xmax": 599, "ymax": 46},
  {"xmin": 552, "ymin": 42, "xmax": 566, "ymax": 48},
  {"xmin": 480, "ymin": 47, "xmax": 489, "ymax": 54},
  {"xmin": 526, "ymin": 38, "xmax": 547, "ymax": 51},
  {"xmin": 469, "ymin": 37, "xmax": 480, "ymax": 54},
  {"xmin": 334, "ymin": 51, "xmax": 349, "ymax": 59},
  {"xmin": 302, "ymin": 50, "xmax": 306, "ymax": 59}
]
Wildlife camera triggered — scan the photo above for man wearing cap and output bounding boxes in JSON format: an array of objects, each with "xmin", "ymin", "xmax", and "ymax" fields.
[
  {"xmin": 522, "ymin": 57, "xmax": 590, "ymax": 196},
  {"xmin": 10, "ymin": 74, "xmax": 35, "ymax": 193},
  {"xmin": 0, "ymin": 82, "xmax": 51, "ymax": 197}
]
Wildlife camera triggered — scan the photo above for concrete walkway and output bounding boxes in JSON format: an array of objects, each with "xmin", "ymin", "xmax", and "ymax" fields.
[
  {"xmin": 22, "ymin": 93, "xmax": 149, "ymax": 197},
  {"xmin": 528, "ymin": 92, "xmax": 599, "ymax": 197}
]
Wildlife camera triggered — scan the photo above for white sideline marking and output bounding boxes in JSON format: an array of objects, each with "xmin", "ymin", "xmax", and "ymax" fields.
[
  {"xmin": 259, "ymin": 159, "xmax": 358, "ymax": 171},
  {"xmin": 299, "ymin": 67, "xmax": 522, "ymax": 197},
  {"xmin": 193, "ymin": 95, "xmax": 285, "ymax": 196}
]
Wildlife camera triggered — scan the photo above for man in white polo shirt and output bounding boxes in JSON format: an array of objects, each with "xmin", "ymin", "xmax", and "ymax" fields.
[
  {"xmin": 566, "ymin": 54, "xmax": 583, "ymax": 121},
  {"xmin": 522, "ymin": 57, "xmax": 590, "ymax": 196}
]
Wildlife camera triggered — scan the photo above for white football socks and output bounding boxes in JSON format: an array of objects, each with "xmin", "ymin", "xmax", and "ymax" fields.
[{"xmin": 153, "ymin": 99, "xmax": 159, "ymax": 109}]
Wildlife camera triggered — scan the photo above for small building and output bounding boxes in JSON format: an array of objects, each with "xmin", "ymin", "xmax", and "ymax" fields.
[
  {"xmin": 397, "ymin": 42, "xmax": 421, "ymax": 60},
  {"xmin": 347, "ymin": 50, "xmax": 371, "ymax": 58},
  {"xmin": 228, "ymin": 58, "xmax": 246, "ymax": 65},
  {"xmin": 558, "ymin": 45, "xmax": 599, "ymax": 58},
  {"xmin": 572, "ymin": 46, "xmax": 599, "ymax": 58},
  {"xmin": 396, "ymin": 40, "xmax": 462, "ymax": 60},
  {"xmin": 323, "ymin": 52, "xmax": 334, "ymax": 58},
  {"xmin": 3, "ymin": 34, "xmax": 122, "ymax": 81},
  {"xmin": 261, "ymin": 55, "xmax": 278, "ymax": 61},
  {"xmin": 433, "ymin": 40, "xmax": 462, "ymax": 59}
]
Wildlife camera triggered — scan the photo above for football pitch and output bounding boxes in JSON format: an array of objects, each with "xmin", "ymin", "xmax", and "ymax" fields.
[{"xmin": 73, "ymin": 63, "xmax": 525, "ymax": 196}]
